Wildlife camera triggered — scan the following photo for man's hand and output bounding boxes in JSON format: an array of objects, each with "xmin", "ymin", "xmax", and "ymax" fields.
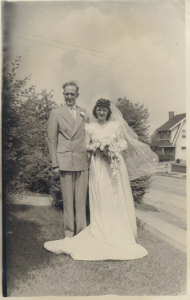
[{"xmin": 53, "ymin": 167, "xmax": 60, "ymax": 173}]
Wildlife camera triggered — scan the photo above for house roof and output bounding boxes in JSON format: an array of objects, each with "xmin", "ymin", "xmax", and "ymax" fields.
[
  {"xmin": 156, "ymin": 113, "xmax": 186, "ymax": 131},
  {"xmin": 150, "ymin": 140, "xmax": 175, "ymax": 148}
]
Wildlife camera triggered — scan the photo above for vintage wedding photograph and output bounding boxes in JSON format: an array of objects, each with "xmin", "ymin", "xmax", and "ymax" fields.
[{"xmin": 2, "ymin": 0, "xmax": 187, "ymax": 297}]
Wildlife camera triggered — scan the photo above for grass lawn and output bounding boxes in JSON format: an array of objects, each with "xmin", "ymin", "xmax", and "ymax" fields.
[{"xmin": 4, "ymin": 203, "xmax": 186, "ymax": 297}]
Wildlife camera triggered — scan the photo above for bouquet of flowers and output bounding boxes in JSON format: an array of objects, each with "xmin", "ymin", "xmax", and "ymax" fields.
[{"xmin": 86, "ymin": 137, "xmax": 121, "ymax": 181}]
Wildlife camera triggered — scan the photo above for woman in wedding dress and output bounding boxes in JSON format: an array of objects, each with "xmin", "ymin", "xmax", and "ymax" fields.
[{"xmin": 44, "ymin": 98, "xmax": 158, "ymax": 260}]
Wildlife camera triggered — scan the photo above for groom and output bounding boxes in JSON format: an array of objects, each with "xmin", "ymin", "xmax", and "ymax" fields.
[{"xmin": 48, "ymin": 81, "xmax": 88, "ymax": 238}]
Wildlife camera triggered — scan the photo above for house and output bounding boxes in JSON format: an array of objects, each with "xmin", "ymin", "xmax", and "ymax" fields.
[{"xmin": 151, "ymin": 112, "xmax": 186, "ymax": 160}]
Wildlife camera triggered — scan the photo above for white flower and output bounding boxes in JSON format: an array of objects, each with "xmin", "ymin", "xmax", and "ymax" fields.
[
  {"xmin": 109, "ymin": 145, "xmax": 114, "ymax": 152},
  {"xmin": 95, "ymin": 142, "xmax": 101, "ymax": 148},
  {"xmin": 86, "ymin": 144, "xmax": 93, "ymax": 151},
  {"xmin": 109, "ymin": 152, "xmax": 115, "ymax": 158},
  {"xmin": 105, "ymin": 138, "xmax": 111, "ymax": 146},
  {"xmin": 99, "ymin": 141, "xmax": 105, "ymax": 150},
  {"xmin": 92, "ymin": 145, "xmax": 97, "ymax": 151}
]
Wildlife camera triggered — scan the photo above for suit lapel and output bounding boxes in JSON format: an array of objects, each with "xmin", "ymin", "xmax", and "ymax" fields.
[
  {"xmin": 60, "ymin": 104, "xmax": 75, "ymax": 129},
  {"xmin": 72, "ymin": 107, "xmax": 83, "ymax": 137}
]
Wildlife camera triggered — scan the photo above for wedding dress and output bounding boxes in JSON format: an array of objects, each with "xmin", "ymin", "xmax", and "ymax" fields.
[{"xmin": 44, "ymin": 120, "xmax": 148, "ymax": 260}]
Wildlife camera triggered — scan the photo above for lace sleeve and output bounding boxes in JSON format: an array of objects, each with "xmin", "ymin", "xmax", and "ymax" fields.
[{"xmin": 115, "ymin": 122, "xmax": 128, "ymax": 151}]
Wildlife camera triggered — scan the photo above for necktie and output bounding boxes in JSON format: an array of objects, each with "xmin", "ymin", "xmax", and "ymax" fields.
[{"xmin": 70, "ymin": 107, "xmax": 76, "ymax": 120}]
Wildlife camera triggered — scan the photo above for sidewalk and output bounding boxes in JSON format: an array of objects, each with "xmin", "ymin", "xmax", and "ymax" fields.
[
  {"xmin": 136, "ymin": 210, "xmax": 186, "ymax": 253},
  {"xmin": 136, "ymin": 173, "xmax": 186, "ymax": 253},
  {"xmin": 14, "ymin": 194, "xmax": 52, "ymax": 206}
]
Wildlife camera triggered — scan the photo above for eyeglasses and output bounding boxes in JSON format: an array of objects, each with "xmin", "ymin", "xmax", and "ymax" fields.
[{"xmin": 64, "ymin": 92, "xmax": 76, "ymax": 96}]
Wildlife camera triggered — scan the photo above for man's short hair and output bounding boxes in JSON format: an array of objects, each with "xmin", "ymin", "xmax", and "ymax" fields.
[{"xmin": 62, "ymin": 81, "xmax": 79, "ymax": 92}]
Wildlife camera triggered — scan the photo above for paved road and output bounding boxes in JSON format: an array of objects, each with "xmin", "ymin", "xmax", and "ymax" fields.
[{"xmin": 142, "ymin": 175, "xmax": 186, "ymax": 230}]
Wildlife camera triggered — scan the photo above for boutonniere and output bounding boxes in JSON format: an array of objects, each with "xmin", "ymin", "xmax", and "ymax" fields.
[
  {"xmin": 80, "ymin": 111, "xmax": 85, "ymax": 118},
  {"xmin": 80, "ymin": 110, "xmax": 90, "ymax": 123}
]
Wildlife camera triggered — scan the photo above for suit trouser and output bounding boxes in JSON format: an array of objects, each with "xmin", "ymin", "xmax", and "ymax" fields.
[{"xmin": 60, "ymin": 170, "xmax": 88, "ymax": 238}]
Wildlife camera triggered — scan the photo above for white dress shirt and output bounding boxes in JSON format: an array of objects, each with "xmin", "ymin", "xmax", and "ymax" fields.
[{"xmin": 67, "ymin": 104, "xmax": 76, "ymax": 120}]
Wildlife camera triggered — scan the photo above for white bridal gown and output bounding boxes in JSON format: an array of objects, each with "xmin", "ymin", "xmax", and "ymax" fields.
[{"xmin": 44, "ymin": 121, "xmax": 148, "ymax": 260}]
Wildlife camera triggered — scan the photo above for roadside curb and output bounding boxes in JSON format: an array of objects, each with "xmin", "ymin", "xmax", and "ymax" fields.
[
  {"xmin": 155, "ymin": 173, "xmax": 186, "ymax": 179},
  {"xmin": 136, "ymin": 210, "xmax": 186, "ymax": 253}
]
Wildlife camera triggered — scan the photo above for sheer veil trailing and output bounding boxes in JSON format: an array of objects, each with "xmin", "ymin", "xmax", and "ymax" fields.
[{"xmin": 86, "ymin": 94, "xmax": 159, "ymax": 181}]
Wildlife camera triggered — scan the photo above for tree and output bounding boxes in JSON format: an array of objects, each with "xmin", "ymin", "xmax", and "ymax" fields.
[
  {"xmin": 116, "ymin": 96, "xmax": 152, "ymax": 203},
  {"xmin": 2, "ymin": 56, "xmax": 31, "ymax": 187},
  {"xmin": 16, "ymin": 89, "xmax": 58, "ymax": 193},
  {"xmin": 117, "ymin": 96, "xmax": 150, "ymax": 144},
  {"xmin": 2, "ymin": 58, "xmax": 58, "ymax": 198}
]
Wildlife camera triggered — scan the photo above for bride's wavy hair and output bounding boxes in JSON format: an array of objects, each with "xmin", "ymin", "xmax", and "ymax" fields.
[{"xmin": 93, "ymin": 99, "xmax": 112, "ymax": 121}]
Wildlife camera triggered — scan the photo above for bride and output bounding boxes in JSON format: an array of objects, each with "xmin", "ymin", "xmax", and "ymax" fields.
[{"xmin": 44, "ymin": 97, "xmax": 158, "ymax": 260}]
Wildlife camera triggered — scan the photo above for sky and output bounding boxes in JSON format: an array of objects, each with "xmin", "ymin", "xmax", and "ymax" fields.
[{"xmin": 2, "ymin": 0, "xmax": 187, "ymax": 134}]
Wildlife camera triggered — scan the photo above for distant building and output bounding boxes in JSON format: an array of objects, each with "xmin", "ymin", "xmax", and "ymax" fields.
[{"xmin": 151, "ymin": 112, "xmax": 186, "ymax": 160}]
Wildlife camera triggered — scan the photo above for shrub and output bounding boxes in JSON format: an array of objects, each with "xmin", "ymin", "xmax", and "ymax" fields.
[
  {"xmin": 13, "ymin": 91, "xmax": 58, "ymax": 200},
  {"xmin": 152, "ymin": 148, "xmax": 174, "ymax": 162},
  {"xmin": 165, "ymin": 152, "xmax": 175, "ymax": 161},
  {"xmin": 2, "ymin": 56, "xmax": 31, "ymax": 188},
  {"xmin": 154, "ymin": 150, "xmax": 167, "ymax": 162},
  {"xmin": 2, "ymin": 58, "xmax": 58, "ymax": 204},
  {"xmin": 130, "ymin": 175, "xmax": 152, "ymax": 204}
]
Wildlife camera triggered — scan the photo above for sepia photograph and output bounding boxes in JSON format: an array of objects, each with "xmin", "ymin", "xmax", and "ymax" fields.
[{"xmin": 2, "ymin": 0, "xmax": 187, "ymax": 297}]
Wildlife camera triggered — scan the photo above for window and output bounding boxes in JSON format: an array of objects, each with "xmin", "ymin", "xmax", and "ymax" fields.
[
  {"xmin": 181, "ymin": 147, "xmax": 186, "ymax": 150},
  {"xmin": 159, "ymin": 131, "xmax": 170, "ymax": 140},
  {"xmin": 182, "ymin": 130, "xmax": 186, "ymax": 138},
  {"xmin": 165, "ymin": 131, "xmax": 170, "ymax": 139}
]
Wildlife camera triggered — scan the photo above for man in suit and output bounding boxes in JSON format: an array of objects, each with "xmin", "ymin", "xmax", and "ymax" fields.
[{"xmin": 48, "ymin": 81, "xmax": 88, "ymax": 238}]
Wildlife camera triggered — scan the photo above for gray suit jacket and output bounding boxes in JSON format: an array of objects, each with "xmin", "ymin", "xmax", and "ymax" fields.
[{"xmin": 48, "ymin": 104, "xmax": 88, "ymax": 171}]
